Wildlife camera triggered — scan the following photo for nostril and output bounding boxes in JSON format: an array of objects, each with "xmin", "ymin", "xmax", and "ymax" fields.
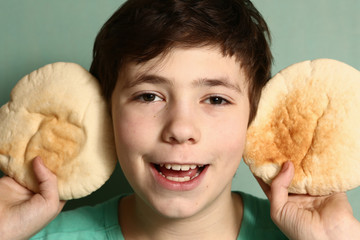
[
  {"xmin": 168, "ymin": 136, "xmax": 196, "ymax": 144},
  {"xmin": 169, "ymin": 137, "xmax": 177, "ymax": 144},
  {"xmin": 161, "ymin": 118, "xmax": 200, "ymax": 144}
]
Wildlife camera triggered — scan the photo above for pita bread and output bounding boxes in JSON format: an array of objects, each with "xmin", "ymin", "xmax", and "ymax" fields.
[
  {"xmin": 0, "ymin": 62, "xmax": 117, "ymax": 200},
  {"xmin": 244, "ymin": 59, "xmax": 360, "ymax": 195}
]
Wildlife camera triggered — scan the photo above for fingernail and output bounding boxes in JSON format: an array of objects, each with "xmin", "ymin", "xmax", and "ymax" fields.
[
  {"xmin": 281, "ymin": 161, "xmax": 290, "ymax": 172},
  {"xmin": 35, "ymin": 156, "xmax": 43, "ymax": 165}
]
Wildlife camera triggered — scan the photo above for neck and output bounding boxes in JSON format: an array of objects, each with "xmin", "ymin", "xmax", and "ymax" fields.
[{"xmin": 119, "ymin": 189, "xmax": 243, "ymax": 240}]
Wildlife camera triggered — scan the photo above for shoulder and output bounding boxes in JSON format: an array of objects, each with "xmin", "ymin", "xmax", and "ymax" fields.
[
  {"xmin": 31, "ymin": 194, "xmax": 126, "ymax": 240},
  {"xmin": 236, "ymin": 191, "xmax": 288, "ymax": 240}
]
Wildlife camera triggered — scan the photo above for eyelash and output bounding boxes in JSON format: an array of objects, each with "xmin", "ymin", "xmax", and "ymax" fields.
[
  {"xmin": 133, "ymin": 92, "xmax": 164, "ymax": 103},
  {"xmin": 133, "ymin": 92, "xmax": 231, "ymax": 105},
  {"xmin": 203, "ymin": 95, "xmax": 231, "ymax": 105}
]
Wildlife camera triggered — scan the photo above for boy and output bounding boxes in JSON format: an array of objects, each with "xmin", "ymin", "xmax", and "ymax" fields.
[{"xmin": 0, "ymin": 0, "xmax": 359, "ymax": 239}]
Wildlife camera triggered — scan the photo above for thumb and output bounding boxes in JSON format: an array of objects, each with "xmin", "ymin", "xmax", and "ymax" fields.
[
  {"xmin": 270, "ymin": 161, "xmax": 294, "ymax": 218},
  {"xmin": 32, "ymin": 156, "xmax": 60, "ymax": 204}
]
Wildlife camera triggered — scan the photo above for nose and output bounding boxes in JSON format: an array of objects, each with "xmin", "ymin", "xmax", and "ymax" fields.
[{"xmin": 161, "ymin": 103, "xmax": 201, "ymax": 145}]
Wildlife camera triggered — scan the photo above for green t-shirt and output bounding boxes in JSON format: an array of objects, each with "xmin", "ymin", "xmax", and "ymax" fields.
[{"xmin": 31, "ymin": 191, "xmax": 287, "ymax": 239}]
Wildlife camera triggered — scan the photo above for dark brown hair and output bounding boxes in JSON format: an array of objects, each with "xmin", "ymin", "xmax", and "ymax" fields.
[{"xmin": 90, "ymin": 0, "xmax": 272, "ymax": 123}]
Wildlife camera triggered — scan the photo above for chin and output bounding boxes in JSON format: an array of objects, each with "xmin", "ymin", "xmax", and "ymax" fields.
[
  {"xmin": 152, "ymin": 198, "xmax": 204, "ymax": 219},
  {"xmin": 138, "ymin": 190, "xmax": 209, "ymax": 220}
]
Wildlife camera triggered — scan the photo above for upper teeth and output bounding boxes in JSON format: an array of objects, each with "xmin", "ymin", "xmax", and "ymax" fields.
[{"xmin": 160, "ymin": 164, "xmax": 203, "ymax": 171}]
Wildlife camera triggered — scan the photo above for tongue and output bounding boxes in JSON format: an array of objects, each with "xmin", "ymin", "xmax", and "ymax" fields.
[{"xmin": 158, "ymin": 165, "xmax": 199, "ymax": 178}]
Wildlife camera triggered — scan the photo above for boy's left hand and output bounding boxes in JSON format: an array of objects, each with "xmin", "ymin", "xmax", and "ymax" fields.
[{"xmin": 257, "ymin": 161, "xmax": 360, "ymax": 240}]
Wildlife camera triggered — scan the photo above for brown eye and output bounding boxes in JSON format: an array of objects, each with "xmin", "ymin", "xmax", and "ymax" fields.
[
  {"xmin": 208, "ymin": 96, "xmax": 228, "ymax": 105},
  {"xmin": 142, "ymin": 93, "xmax": 156, "ymax": 101},
  {"xmin": 135, "ymin": 93, "xmax": 163, "ymax": 102}
]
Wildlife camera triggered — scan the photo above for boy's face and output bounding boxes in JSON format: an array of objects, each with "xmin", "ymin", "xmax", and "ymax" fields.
[{"xmin": 112, "ymin": 47, "xmax": 250, "ymax": 218}]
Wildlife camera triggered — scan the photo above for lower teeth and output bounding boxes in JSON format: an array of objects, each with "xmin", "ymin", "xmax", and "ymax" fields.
[{"xmin": 159, "ymin": 172, "xmax": 200, "ymax": 182}]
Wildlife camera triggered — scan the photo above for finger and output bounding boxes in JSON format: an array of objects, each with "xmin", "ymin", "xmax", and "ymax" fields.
[
  {"xmin": 58, "ymin": 200, "xmax": 67, "ymax": 214},
  {"xmin": 5, "ymin": 158, "xmax": 65, "ymax": 238},
  {"xmin": 255, "ymin": 176, "xmax": 272, "ymax": 200},
  {"xmin": 32, "ymin": 156, "xmax": 59, "ymax": 203},
  {"xmin": 270, "ymin": 161, "xmax": 294, "ymax": 217}
]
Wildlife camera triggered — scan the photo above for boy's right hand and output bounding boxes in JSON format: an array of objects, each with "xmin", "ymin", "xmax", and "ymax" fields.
[{"xmin": 0, "ymin": 157, "xmax": 65, "ymax": 240}]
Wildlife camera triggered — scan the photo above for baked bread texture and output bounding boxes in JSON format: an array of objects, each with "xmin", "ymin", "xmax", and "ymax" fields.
[
  {"xmin": 0, "ymin": 62, "xmax": 117, "ymax": 200},
  {"xmin": 244, "ymin": 59, "xmax": 360, "ymax": 195}
]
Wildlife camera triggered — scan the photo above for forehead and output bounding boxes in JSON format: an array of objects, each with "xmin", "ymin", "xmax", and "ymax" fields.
[{"xmin": 119, "ymin": 47, "xmax": 248, "ymax": 89}]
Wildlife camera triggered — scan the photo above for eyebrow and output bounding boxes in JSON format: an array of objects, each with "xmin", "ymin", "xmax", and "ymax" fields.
[
  {"xmin": 192, "ymin": 78, "xmax": 243, "ymax": 94},
  {"xmin": 124, "ymin": 74, "xmax": 172, "ymax": 89},
  {"xmin": 124, "ymin": 73, "xmax": 242, "ymax": 94}
]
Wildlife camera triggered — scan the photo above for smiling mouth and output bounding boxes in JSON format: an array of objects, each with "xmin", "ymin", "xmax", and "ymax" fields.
[{"xmin": 153, "ymin": 163, "xmax": 207, "ymax": 182}]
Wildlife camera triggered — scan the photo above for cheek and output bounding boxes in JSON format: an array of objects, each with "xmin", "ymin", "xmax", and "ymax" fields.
[
  {"xmin": 220, "ymin": 123, "xmax": 247, "ymax": 155},
  {"xmin": 116, "ymin": 119, "xmax": 141, "ymax": 148},
  {"xmin": 113, "ymin": 111, "xmax": 153, "ymax": 153},
  {"xmin": 112, "ymin": 110, "xmax": 155, "ymax": 183},
  {"xmin": 207, "ymin": 119, "xmax": 247, "ymax": 170},
  {"xmin": 213, "ymin": 108, "xmax": 249, "ymax": 154}
]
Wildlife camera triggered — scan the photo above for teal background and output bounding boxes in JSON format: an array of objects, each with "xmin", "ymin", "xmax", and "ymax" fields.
[{"xmin": 0, "ymin": 0, "xmax": 359, "ymax": 220}]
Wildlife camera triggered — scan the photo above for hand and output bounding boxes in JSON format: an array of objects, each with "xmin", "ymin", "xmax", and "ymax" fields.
[
  {"xmin": 0, "ymin": 157, "xmax": 66, "ymax": 240},
  {"xmin": 257, "ymin": 161, "xmax": 360, "ymax": 240}
]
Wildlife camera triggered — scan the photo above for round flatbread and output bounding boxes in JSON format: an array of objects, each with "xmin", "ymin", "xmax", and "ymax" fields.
[
  {"xmin": 0, "ymin": 62, "xmax": 117, "ymax": 200},
  {"xmin": 243, "ymin": 59, "xmax": 360, "ymax": 195}
]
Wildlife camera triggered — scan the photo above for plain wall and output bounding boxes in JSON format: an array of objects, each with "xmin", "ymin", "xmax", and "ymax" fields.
[{"xmin": 0, "ymin": 0, "xmax": 359, "ymax": 220}]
